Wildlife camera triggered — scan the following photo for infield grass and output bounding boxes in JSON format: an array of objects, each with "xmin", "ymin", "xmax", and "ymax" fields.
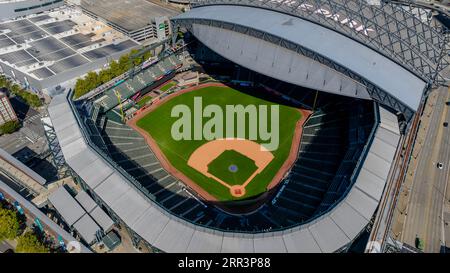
[
  {"xmin": 207, "ymin": 149, "xmax": 258, "ymax": 186},
  {"xmin": 136, "ymin": 86, "xmax": 301, "ymax": 201}
]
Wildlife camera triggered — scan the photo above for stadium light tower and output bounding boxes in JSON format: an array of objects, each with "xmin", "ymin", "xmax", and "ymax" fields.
[{"xmin": 114, "ymin": 90, "xmax": 125, "ymax": 121}]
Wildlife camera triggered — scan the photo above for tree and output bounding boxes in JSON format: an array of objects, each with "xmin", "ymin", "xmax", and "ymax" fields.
[
  {"xmin": 0, "ymin": 207, "xmax": 20, "ymax": 241},
  {"xmin": 118, "ymin": 54, "xmax": 131, "ymax": 73},
  {"xmin": 16, "ymin": 231, "xmax": 49, "ymax": 253},
  {"xmin": 0, "ymin": 76, "xmax": 42, "ymax": 108},
  {"xmin": 10, "ymin": 84, "xmax": 21, "ymax": 94},
  {"xmin": 72, "ymin": 48, "xmax": 151, "ymax": 99},
  {"xmin": 143, "ymin": 51, "xmax": 152, "ymax": 62},
  {"xmin": 18, "ymin": 90, "xmax": 42, "ymax": 108},
  {"xmin": 0, "ymin": 120, "xmax": 20, "ymax": 135}
]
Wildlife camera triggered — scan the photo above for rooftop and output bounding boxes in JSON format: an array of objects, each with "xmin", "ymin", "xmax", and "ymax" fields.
[
  {"xmin": 0, "ymin": 5, "xmax": 138, "ymax": 84},
  {"xmin": 80, "ymin": 0, "xmax": 179, "ymax": 32}
]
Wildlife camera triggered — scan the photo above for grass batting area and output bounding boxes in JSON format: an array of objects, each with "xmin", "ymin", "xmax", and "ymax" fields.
[{"xmin": 136, "ymin": 86, "xmax": 302, "ymax": 201}]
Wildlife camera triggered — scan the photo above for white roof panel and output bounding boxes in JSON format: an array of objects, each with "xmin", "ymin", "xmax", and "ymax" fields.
[
  {"xmin": 186, "ymin": 230, "xmax": 223, "ymax": 253},
  {"xmin": 308, "ymin": 216, "xmax": 349, "ymax": 253},
  {"xmin": 282, "ymin": 228, "xmax": 321, "ymax": 253},
  {"xmin": 330, "ymin": 202, "xmax": 368, "ymax": 240},
  {"xmin": 154, "ymin": 219, "xmax": 195, "ymax": 253},
  {"xmin": 253, "ymin": 235, "xmax": 286, "ymax": 253},
  {"xmin": 132, "ymin": 206, "xmax": 170, "ymax": 244},
  {"xmin": 110, "ymin": 189, "xmax": 150, "ymax": 224},
  {"xmin": 90, "ymin": 206, "xmax": 115, "ymax": 232},
  {"xmin": 355, "ymin": 168, "xmax": 387, "ymax": 201},
  {"xmin": 60, "ymin": 137, "xmax": 87, "ymax": 160},
  {"xmin": 221, "ymin": 236, "xmax": 254, "ymax": 253},
  {"xmin": 67, "ymin": 148, "xmax": 99, "ymax": 175},
  {"xmin": 73, "ymin": 214, "xmax": 101, "ymax": 245},
  {"xmin": 77, "ymin": 156, "xmax": 114, "ymax": 189},
  {"xmin": 363, "ymin": 152, "xmax": 391, "ymax": 180},
  {"xmin": 370, "ymin": 136, "xmax": 397, "ymax": 162},
  {"xmin": 379, "ymin": 107, "xmax": 400, "ymax": 134},
  {"xmin": 48, "ymin": 186, "xmax": 86, "ymax": 227},
  {"xmin": 95, "ymin": 173, "xmax": 130, "ymax": 205},
  {"xmin": 345, "ymin": 188, "xmax": 378, "ymax": 221},
  {"xmin": 75, "ymin": 191, "xmax": 98, "ymax": 213},
  {"xmin": 375, "ymin": 127, "xmax": 400, "ymax": 147}
]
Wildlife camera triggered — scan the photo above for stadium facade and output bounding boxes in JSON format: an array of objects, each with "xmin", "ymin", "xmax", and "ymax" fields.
[{"xmin": 45, "ymin": 0, "xmax": 449, "ymax": 252}]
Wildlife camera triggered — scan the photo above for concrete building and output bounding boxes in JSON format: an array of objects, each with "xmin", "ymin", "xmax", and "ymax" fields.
[
  {"xmin": 0, "ymin": 0, "xmax": 64, "ymax": 22},
  {"xmin": 0, "ymin": 5, "xmax": 139, "ymax": 94},
  {"xmin": 80, "ymin": 0, "xmax": 179, "ymax": 43},
  {"xmin": 177, "ymin": 71, "xmax": 198, "ymax": 87},
  {"xmin": 0, "ymin": 91, "xmax": 17, "ymax": 125}
]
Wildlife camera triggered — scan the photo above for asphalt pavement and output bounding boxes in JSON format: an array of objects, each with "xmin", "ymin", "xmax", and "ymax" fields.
[{"xmin": 395, "ymin": 86, "xmax": 450, "ymax": 252}]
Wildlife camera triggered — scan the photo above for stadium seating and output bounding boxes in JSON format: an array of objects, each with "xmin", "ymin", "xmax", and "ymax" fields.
[
  {"xmin": 93, "ymin": 55, "xmax": 182, "ymax": 112},
  {"xmin": 264, "ymin": 98, "xmax": 375, "ymax": 226},
  {"xmin": 83, "ymin": 51, "xmax": 377, "ymax": 232}
]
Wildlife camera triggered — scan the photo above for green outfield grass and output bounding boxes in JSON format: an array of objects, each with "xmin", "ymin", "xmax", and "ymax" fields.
[{"xmin": 136, "ymin": 86, "xmax": 301, "ymax": 201}]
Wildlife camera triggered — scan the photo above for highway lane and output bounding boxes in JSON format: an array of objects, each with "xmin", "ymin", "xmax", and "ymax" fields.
[{"xmin": 401, "ymin": 86, "xmax": 450, "ymax": 252}]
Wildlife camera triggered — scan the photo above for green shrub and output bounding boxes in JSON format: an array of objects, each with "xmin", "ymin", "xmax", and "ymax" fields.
[
  {"xmin": 16, "ymin": 231, "xmax": 49, "ymax": 253},
  {"xmin": 0, "ymin": 207, "xmax": 20, "ymax": 241},
  {"xmin": 0, "ymin": 77, "xmax": 42, "ymax": 108},
  {"xmin": 0, "ymin": 120, "xmax": 20, "ymax": 135},
  {"xmin": 73, "ymin": 49, "xmax": 153, "ymax": 99}
]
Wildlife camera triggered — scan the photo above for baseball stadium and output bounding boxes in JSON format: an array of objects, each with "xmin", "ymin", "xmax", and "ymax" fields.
[{"xmin": 45, "ymin": 0, "xmax": 448, "ymax": 252}]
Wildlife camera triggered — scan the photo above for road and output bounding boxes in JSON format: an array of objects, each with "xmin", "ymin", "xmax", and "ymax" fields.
[{"xmin": 394, "ymin": 86, "xmax": 450, "ymax": 252}]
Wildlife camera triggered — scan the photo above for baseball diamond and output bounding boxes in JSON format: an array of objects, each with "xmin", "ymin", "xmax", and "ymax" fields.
[
  {"xmin": 188, "ymin": 139, "xmax": 274, "ymax": 198},
  {"xmin": 133, "ymin": 85, "xmax": 302, "ymax": 200}
]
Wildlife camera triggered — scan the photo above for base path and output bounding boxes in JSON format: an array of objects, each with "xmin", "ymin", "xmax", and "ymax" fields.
[{"xmin": 187, "ymin": 138, "xmax": 274, "ymax": 197}]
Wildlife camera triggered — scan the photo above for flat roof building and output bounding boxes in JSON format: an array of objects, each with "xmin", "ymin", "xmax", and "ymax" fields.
[
  {"xmin": 0, "ymin": 5, "xmax": 139, "ymax": 94},
  {"xmin": 49, "ymin": 186, "xmax": 115, "ymax": 245},
  {"xmin": 80, "ymin": 0, "xmax": 179, "ymax": 42},
  {"xmin": 0, "ymin": 91, "xmax": 17, "ymax": 125},
  {"xmin": 0, "ymin": 0, "xmax": 65, "ymax": 22}
]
